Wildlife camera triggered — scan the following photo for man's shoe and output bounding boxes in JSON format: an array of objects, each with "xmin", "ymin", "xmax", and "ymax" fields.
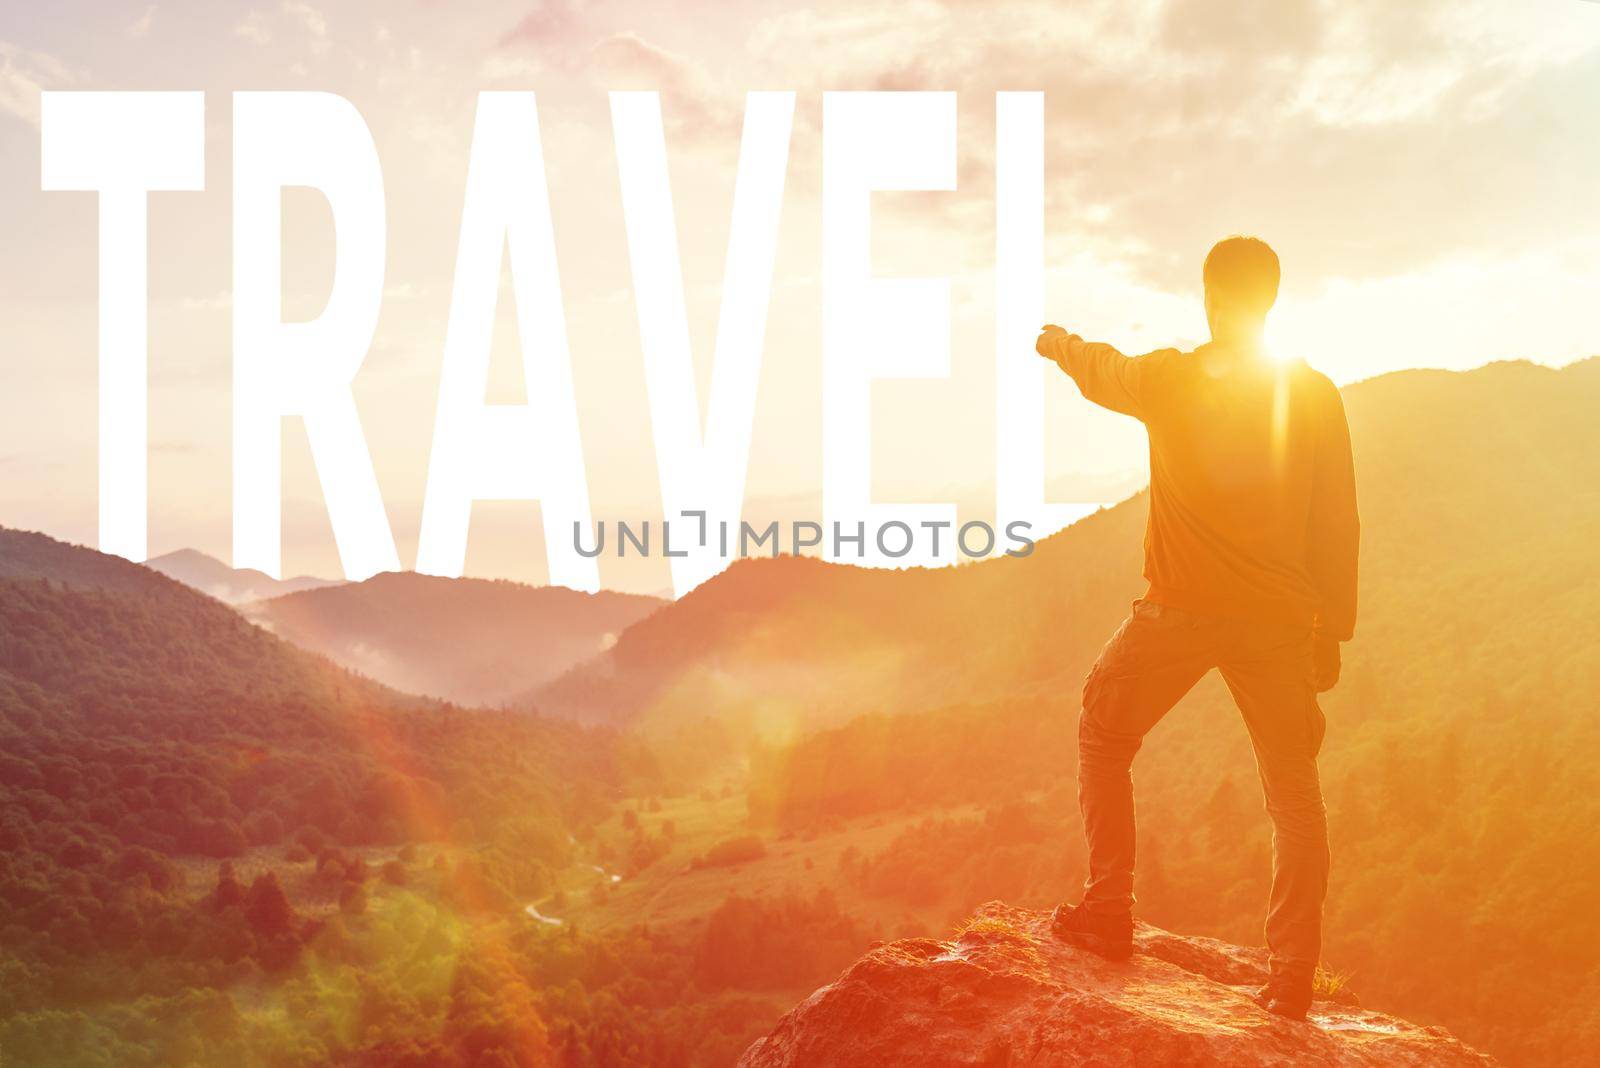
[
  {"xmin": 1252, "ymin": 977, "xmax": 1313, "ymax": 1022},
  {"xmin": 1049, "ymin": 903, "xmax": 1133, "ymax": 960}
]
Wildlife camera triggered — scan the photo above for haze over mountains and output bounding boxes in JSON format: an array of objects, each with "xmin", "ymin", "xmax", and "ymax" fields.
[
  {"xmin": 142, "ymin": 551, "xmax": 665, "ymax": 708},
  {"xmin": 147, "ymin": 547, "xmax": 343, "ymax": 605},
  {"xmin": 242, "ymin": 573, "xmax": 666, "ymax": 707}
]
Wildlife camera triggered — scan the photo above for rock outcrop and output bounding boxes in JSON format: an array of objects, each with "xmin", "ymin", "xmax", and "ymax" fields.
[{"xmin": 738, "ymin": 903, "xmax": 1495, "ymax": 1067}]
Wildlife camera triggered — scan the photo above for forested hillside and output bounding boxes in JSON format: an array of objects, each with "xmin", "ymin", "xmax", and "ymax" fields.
[
  {"xmin": 0, "ymin": 532, "xmax": 806, "ymax": 1066},
  {"xmin": 246, "ymin": 571, "xmax": 664, "ymax": 707}
]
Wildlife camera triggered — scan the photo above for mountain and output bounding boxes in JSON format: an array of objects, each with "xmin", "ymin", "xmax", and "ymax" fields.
[
  {"xmin": 0, "ymin": 528, "xmax": 213, "ymax": 597},
  {"xmin": 0, "ymin": 527, "xmax": 792, "ymax": 1066},
  {"xmin": 739, "ymin": 903, "xmax": 1495, "ymax": 1068},
  {"xmin": 0, "ymin": 528, "xmax": 396, "ymax": 713},
  {"xmin": 5, "ymin": 357, "xmax": 1597, "ymax": 1065},
  {"xmin": 532, "ymin": 357, "xmax": 1600, "ymax": 1063},
  {"xmin": 537, "ymin": 357, "xmax": 1600, "ymax": 735},
  {"xmin": 245, "ymin": 572, "xmax": 665, "ymax": 706},
  {"xmin": 147, "ymin": 547, "xmax": 343, "ymax": 604},
  {"xmin": 0, "ymin": 523, "xmax": 617, "ymax": 873}
]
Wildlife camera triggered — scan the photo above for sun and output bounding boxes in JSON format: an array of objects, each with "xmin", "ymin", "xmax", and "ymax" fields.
[{"xmin": 1261, "ymin": 313, "xmax": 1297, "ymax": 363}]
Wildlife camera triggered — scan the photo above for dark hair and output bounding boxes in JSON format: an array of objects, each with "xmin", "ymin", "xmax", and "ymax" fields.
[{"xmin": 1203, "ymin": 236, "xmax": 1280, "ymax": 317}]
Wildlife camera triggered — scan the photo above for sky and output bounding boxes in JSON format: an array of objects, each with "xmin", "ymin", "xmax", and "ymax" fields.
[{"xmin": 2, "ymin": 0, "xmax": 1598, "ymax": 594}]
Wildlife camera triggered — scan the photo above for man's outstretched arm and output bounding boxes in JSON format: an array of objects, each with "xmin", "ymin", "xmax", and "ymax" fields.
[{"xmin": 1035, "ymin": 324, "xmax": 1150, "ymax": 420}]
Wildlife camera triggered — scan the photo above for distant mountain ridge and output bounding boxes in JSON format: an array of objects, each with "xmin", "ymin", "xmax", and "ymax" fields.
[
  {"xmin": 147, "ymin": 547, "xmax": 343, "ymax": 604},
  {"xmin": 0, "ymin": 523, "xmax": 618, "ymax": 851},
  {"xmin": 531, "ymin": 357, "xmax": 1600, "ymax": 734},
  {"xmin": 245, "ymin": 571, "xmax": 666, "ymax": 707},
  {"xmin": 0, "ymin": 527, "xmax": 408, "ymax": 712}
]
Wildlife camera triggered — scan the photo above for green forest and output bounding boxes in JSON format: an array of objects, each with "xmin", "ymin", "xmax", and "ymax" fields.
[{"xmin": 0, "ymin": 542, "xmax": 860, "ymax": 1066}]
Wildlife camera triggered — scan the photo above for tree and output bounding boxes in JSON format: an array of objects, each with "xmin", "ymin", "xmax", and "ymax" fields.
[
  {"xmin": 245, "ymin": 872, "xmax": 295, "ymax": 938},
  {"xmin": 213, "ymin": 862, "xmax": 245, "ymax": 911}
]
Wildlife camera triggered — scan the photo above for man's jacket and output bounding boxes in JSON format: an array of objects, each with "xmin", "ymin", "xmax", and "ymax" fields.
[{"xmin": 1061, "ymin": 338, "xmax": 1360, "ymax": 640}]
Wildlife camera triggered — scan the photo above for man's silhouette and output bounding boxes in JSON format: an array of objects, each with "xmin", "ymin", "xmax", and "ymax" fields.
[{"xmin": 1035, "ymin": 236, "xmax": 1359, "ymax": 1021}]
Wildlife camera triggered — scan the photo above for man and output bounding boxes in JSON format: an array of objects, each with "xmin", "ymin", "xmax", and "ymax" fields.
[{"xmin": 1035, "ymin": 236, "xmax": 1359, "ymax": 1021}]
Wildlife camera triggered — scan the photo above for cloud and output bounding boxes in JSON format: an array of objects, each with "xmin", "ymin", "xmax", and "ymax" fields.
[
  {"xmin": 127, "ymin": 6, "xmax": 157, "ymax": 38},
  {"xmin": 1274, "ymin": 0, "xmax": 1595, "ymax": 128},
  {"xmin": 283, "ymin": 0, "xmax": 327, "ymax": 39},
  {"xmin": 499, "ymin": 2, "xmax": 583, "ymax": 49},
  {"xmin": 739, "ymin": 0, "xmax": 1600, "ymax": 291},
  {"xmin": 0, "ymin": 41, "xmax": 75, "ymax": 128},
  {"xmin": 235, "ymin": 11, "xmax": 272, "ymax": 45},
  {"xmin": 1160, "ymin": 0, "xmax": 1321, "ymax": 58},
  {"xmin": 590, "ymin": 32, "xmax": 739, "ymax": 141},
  {"xmin": 494, "ymin": 8, "xmax": 741, "ymax": 143},
  {"xmin": 283, "ymin": 0, "xmax": 331, "ymax": 55}
]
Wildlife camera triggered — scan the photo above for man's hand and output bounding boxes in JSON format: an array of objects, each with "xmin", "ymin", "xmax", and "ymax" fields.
[
  {"xmin": 1036, "ymin": 324, "xmax": 1073, "ymax": 367},
  {"xmin": 1313, "ymin": 633, "xmax": 1342, "ymax": 693}
]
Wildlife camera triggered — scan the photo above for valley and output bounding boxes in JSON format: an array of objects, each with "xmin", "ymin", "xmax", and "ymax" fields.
[{"xmin": 3, "ymin": 358, "xmax": 1599, "ymax": 1066}]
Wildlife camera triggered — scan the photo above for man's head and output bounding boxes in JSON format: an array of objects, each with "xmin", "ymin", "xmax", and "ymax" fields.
[{"xmin": 1203, "ymin": 236, "xmax": 1279, "ymax": 347}]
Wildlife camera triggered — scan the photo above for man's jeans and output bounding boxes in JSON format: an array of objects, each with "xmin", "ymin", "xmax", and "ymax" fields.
[{"xmin": 1077, "ymin": 598, "xmax": 1330, "ymax": 981}]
